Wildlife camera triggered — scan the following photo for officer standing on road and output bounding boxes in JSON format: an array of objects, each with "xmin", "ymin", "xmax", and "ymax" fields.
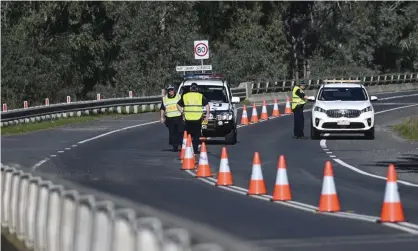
[
  {"xmin": 177, "ymin": 83, "xmax": 210, "ymax": 153},
  {"xmin": 160, "ymin": 84, "xmax": 184, "ymax": 152},
  {"xmin": 292, "ymin": 80, "xmax": 309, "ymax": 139}
]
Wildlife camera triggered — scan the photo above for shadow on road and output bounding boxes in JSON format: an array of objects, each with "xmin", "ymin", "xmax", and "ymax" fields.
[{"xmin": 365, "ymin": 153, "xmax": 418, "ymax": 174}]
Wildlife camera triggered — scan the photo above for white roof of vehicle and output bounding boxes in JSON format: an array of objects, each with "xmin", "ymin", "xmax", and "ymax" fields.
[
  {"xmin": 182, "ymin": 79, "xmax": 225, "ymax": 86},
  {"xmin": 321, "ymin": 83, "xmax": 364, "ymax": 88}
]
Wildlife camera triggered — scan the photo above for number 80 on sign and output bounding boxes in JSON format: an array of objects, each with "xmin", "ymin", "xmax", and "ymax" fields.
[{"xmin": 194, "ymin": 40, "xmax": 209, "ymax": 60}]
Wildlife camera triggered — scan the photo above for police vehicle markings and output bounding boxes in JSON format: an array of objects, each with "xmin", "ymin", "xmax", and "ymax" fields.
[{"xmin": 28, "ymin": 94, "xmax": 418, "ymax": 234}]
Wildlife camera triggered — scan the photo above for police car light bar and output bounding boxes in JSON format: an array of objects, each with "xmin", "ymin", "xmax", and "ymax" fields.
[
  {"xmin": 323, "ymin": 79, "xmax": 361, "ymax": 83},
  {"xmin": 183, "ymin": 74, "xmax": 225, "ymax": 80}
]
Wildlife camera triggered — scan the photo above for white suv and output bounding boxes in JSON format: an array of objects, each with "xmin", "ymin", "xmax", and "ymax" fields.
[{"xmin": 308, "ymin": 80, "xmax": 378, "ymax": 139}]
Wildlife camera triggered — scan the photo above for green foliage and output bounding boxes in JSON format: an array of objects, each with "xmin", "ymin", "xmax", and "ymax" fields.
[
  {"xmin": 393, "ymin": 116, "xmax": 418, "ymax": 141},
  {"xmin": 2, "ymin": 1, "xmax": 417, "ymax": 108}
]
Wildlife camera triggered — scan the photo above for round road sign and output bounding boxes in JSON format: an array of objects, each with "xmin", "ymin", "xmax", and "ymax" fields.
[{"xmin": 194, "ymin": 43, "xmax": 208, "ymax": 57}]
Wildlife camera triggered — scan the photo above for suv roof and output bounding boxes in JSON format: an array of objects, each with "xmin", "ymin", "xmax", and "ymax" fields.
[
  {"xmin": 321, "ymin": 83, "xmax": 364, "ymax": 88},
  {"xmin": 182, "ymin": 79, "xmax": 226, "ymax": 86}
]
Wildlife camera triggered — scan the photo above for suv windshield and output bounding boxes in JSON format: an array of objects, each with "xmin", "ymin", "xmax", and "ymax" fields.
[
  {"xmin": 180, "ymin": 85, "xmax": 229, "ymax": 102},
  {"xmin": 318, "ymin": 87, "xmax": 368, "ymax": 101}
]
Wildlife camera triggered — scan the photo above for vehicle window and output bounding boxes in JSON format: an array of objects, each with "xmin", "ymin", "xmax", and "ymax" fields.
[
  {"xmin": 180, "ymin": 85, "xmax": 228, "ymax": 102},
  {"xmin": 318, "ymin": 87, "xmax": 368, "ymax": 101}
]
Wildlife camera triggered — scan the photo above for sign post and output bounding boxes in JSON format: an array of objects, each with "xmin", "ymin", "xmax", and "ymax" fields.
[
  {"xmin": 45, "ymin": 98, "xmax": 49, "ymax": 106},
  {"xmin": 194, "ymin": 40, "xmax": 209, "ymax": 73}
]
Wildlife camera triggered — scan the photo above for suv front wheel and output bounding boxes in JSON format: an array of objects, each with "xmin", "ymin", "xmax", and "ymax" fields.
[
  {"xmin": 225, "ymin": 128, "xmax": 237, "ymax": 145},
  {"xmin": 310, "ymin": 121, "xmax": 321, "ymax": 140}
]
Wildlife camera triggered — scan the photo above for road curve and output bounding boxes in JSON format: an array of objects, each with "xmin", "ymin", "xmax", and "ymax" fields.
[{"xmin": 14, "ymin": 91, "xmax": 418, "ymax": 251}]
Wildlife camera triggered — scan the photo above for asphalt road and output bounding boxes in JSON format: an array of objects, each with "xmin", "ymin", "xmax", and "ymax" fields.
[{"xmin": 3, "ymin": 90, "xmax": 418, "ymax": 251}]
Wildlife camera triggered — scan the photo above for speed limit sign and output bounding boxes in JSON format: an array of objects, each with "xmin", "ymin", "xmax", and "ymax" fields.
[{"xmin": 194, "ymin": 40, "xmax": 209, "ymax": 60}]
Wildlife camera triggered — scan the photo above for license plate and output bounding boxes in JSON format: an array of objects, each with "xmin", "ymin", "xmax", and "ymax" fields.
[{"xmin": 337, "ymin": 120, "xmax": 350, "ymax": 125}]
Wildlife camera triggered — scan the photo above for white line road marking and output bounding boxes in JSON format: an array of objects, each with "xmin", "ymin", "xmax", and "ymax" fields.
[
  {"xmin": 32, "ymin": 158, "xmax": 49, "ymax": 170},
  {"xmin": 50, "ymin": 155, "xmax": 57, "ymax": 157},
  {"xmin": 71, "ymin": 145, "xmax": 78, "ymax": 147},
  {"xmin": 321, "ymin": 103, "xmax": 418, "ymax": 187},
  {"xmin": 329, "ymin": 155, "xmax": 336, "ymax": 158},
  {"xmin": 57, "ymin": 150, "xmax": 64, "ymax": 153},
  {"xmin": 65, "ymin": 148, "xmax": 71, "ymax": 150},
  {"xmin": 326, "ymin": 151, "xmax": 333, "ymax": 154}
]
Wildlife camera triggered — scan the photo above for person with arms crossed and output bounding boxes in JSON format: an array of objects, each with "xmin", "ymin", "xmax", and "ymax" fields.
[
  {"xmin": 160, "ymin": 84, "xmax": 184, "ymax": 152},
  {"xmin": 177, "ymin": 83, "xmax": 210, "ymax": 153}
]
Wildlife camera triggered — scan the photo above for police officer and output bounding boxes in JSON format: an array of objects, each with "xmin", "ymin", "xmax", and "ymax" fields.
[
  {"xmin": 160, "ymin": 84, "xmax": 184, "ymax": 152},
  {"xmin": 292, "ymin": 80, "xmax": 309, "ymax": 139},
  {"xmin": 177, "ymin": 83, "xmax": 210, "ymax": 153}
]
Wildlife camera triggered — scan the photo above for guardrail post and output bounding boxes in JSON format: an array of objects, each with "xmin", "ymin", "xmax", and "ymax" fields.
[
  {"xmin": 35, "ymin": 180, "xmax": 53, "ymax": 251},
  {"xmin": 25, "ymin": 176, "xmax": 42, "ymax": 249},
  {"xmin": 17, "ymin": 173, "xmax": 31, "ymax": 241},
  {"xmin": 91, "ymin": 200, "xmax": 114, "ymax": 251},
  {"xmin": 46, "ymin": 185, "xmax": 64, "ymax": 251},
  {"xmin": 112, "ymin": 209, "xmax": 136, "ymax": 251},
  {"xmin": 9, "ymin": 170, "xmax": 24, "ymax": 235},
  {"xmin": 3, "ymin": 103, "xmax": 8, "ymax": 112},
  {"xmin": 74, "ymin": 195, "xmax": 96, "ymax": 251},
  {"xmin": 59, "ymin": 190, "xmax": 79, "ymax": 251},
  {"xmin": 136, "ymin": 217, "xmax": 164, "ymax": 251},
  {"xmin": 162, "ymin": 228, "xmax": 191, "ymax": 251},
  {"xmin": 245, "ymin": 82, "xmax": 252, "ymax": 99},
  {"xmin": 1, "ymin": 167, "xmax": 15, "ymax": 228}
]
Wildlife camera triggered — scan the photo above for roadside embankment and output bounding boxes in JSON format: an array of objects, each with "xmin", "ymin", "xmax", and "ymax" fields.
[{"xmin": 393, "ymin": 116, "xmax": 418, "ymax": 141}]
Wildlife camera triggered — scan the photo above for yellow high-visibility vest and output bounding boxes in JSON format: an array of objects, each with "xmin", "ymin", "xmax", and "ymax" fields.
[
  {"xmin": 163, "ymin": 94, "xmax": 181, "ymax": 117},
  {"xmin": 292, "ymin": 86, "xmax": 306, "ymax": 109},
  {"xmin": 182, "ymin": 92, "xmax": 203, "ymax": 121}
]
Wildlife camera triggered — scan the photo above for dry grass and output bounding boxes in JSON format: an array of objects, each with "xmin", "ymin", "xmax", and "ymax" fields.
[{"xmin": 393, "ymin": 116, "xmax": 418, "ymax": 141}]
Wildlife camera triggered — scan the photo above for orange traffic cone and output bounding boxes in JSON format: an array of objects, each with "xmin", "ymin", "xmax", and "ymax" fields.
[
  {"xmin": 196, "ymin": 142, "xmax": 212, "ymax": 178},
  {"xmin": 271, "ymin": 155, "xmax": 292, "ymax": 201},
  {"xmin": 181, "ymin": 135, "xmax": 196, "ymax": 170},
  {"xmin": 216, "ymin": 147, "xmax": 233, "ymax": 186},
  {"xmin": 272, "ymin": 99, "xmax": 280, "ymax": 117},
  {"xmin": 318, "ymin": 161, "xmax": 340, "ymax": 212},
  {"xmin": 260, "ymin": 100, "xmax": 269, "ymax": 120},
  {"xmin": 180, "ymin": 131, "xmax": 188, "ymax": 161},
  {"xmin": 247, "ymin": 152, "xmax": 267, "ymax": 195},
  {"xmin": 250, "ymin": 103, "xmax": 259, "ymax": 123},
  {"xmin": 378, "ymin": 164, "xmax": 405, "ymax": 223},
  {"xmin": 240, "ymin": 105, "xmax": 249, "ymax": 125},
  {"xmin": 284, "ymin": 96, "xmax": 292, "ymax": 114}
]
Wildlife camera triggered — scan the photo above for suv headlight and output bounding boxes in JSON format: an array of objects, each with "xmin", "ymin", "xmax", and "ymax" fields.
[
  {"xmin": 314, "ymin": 106, "xmax": 326, "ymax": 113},
  {"xmin": 217, "ymin": 112, "xmax": 233, "ymax": 120},
  {"xmin": 361, "ymin": 106, "xmax": 372, "ymax": 113}
]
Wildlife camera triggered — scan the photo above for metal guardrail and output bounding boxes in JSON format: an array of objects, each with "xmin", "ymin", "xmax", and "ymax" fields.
[
  {"xmin": 1, "ymin": 163, "xmax": 259, "ymax": 251},
  {"xmin": 1, "ymin": 73, "xmax": 417, "ymax": 125}
]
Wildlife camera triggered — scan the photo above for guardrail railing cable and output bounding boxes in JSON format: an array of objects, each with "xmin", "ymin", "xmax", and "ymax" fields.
[{"xmin": 1, "ymin": 164, "xmax": 259, "ymax": 251}]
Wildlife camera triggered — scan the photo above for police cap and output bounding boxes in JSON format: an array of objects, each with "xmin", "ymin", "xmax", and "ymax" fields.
[{"xmin": 190, "ymin": 83, "xmax": 198, "ymax": 91}]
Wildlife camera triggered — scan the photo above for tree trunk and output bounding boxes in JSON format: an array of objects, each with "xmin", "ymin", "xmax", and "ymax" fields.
[{"xmin": 292, "ymin": 36, "xmax": 298, "ymax": 80}]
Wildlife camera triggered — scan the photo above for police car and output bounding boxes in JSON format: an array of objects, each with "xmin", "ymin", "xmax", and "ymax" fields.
[
  {"xmin": 308, "ymin": 80, "xmax": 378, "ymax": 139},
  {"xmin": 176, "ymin": 74, "xmax": 240, "ymax": 144}
]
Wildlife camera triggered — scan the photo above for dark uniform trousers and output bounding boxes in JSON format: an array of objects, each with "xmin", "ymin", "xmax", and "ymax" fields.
[
  {"xmin": 166, "ymin": 116, "xmax": 184, "ymax": 147},
  {"xmin": 184, "ymin": 118, "xmax": 203, "ymax": 152},
  {"xmin": 293, "ymin": 105, "xmax": 305, "ymax": 137}
]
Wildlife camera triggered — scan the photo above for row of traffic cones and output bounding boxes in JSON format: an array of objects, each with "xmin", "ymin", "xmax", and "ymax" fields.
[
  {"xmin": 240, "ymin": 97, "xmax": 293, "ymax": 125},
  {"xmin": 180, "ymin": 135, "xmax": 406, "ymax": 223},
  {"xmin": 246, "ymin": 154, "xmax": 406, "ymax": 223}
]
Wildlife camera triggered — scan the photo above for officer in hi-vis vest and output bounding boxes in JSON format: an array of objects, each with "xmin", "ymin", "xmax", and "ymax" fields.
[
  {"xmin": 160, "ymin": 85, "xmax": 184, "ymax": 152},
  {"xmin": 292, "ymin": 80, "xmax": 309, "ymax": 139},
  {"xmin": 177, "ymin": 83, "xmax": 210, "ymax": 153}
]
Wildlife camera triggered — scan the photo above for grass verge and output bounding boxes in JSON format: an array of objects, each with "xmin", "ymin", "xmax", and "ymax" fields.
[
  {"xmin": 392, "ymin": 116, "xmax": 418, "ymax": 141},
  {"xmin": 1, "ymin": 228, "xmax": 29, "ymax": 251}
]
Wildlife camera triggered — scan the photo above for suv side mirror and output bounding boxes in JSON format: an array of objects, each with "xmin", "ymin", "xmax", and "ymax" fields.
[
  {"xmin": 307, "ymin": 96, "xmax": 316, "ymax": 102},
  {"xmin": 370, "ymin": 96, "xmax": 378, "ymax": 101},
  {"xmin": 231, "ymin": 96, "xmax": 241, "ymax": 104}
]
